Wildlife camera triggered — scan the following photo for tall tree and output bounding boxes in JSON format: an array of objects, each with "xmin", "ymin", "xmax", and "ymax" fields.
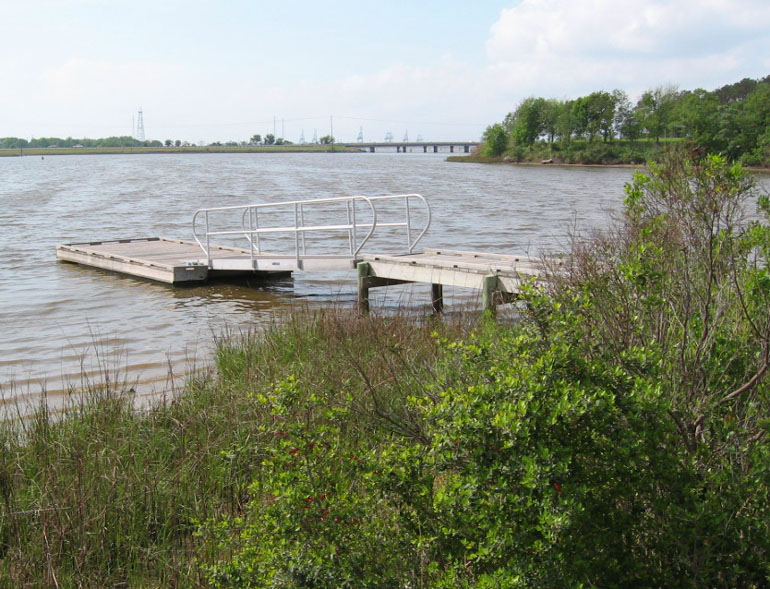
[
  {"xmin": 636, "ymin": 85, "xmax": 679, "ymax": 142},
  {"xmin": 481, "ymin": 123, "xmax": 509, "ymax": 156},
  {"xmin": 541, "ymin": 99, "xmax": 562, "ymax": 143},
  {"xmin": 584, "ymin": 91, "xmax": 617, "ymax": 142},
  {"xmin": 507, "ymin": 97, "xmax": 546, "ymax": 145}
]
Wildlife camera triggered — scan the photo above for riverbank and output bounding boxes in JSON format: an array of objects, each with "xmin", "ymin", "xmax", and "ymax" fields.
[
  {"xmin": 0, "ymin": 309, "xmax": 469, "ymax": 586},
  {"xmin": 447, "ymin": 153, "xmax": 645, "ymax": 168},
  {"xmin": 448, "ymin": 152, "xmax": 770, "ymax": 173},
  {"xmin": 0, "ymin": 145, "xmax": 360, "ymax": 157}
]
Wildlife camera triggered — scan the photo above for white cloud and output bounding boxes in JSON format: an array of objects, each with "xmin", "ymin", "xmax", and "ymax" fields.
[
  {"xmin": 484, "ymin": 0, "xmax": 770, "ymax": 101},
  {"xmin": 1, "ymin": 1, "xmax": 767, "ymax": 142}
]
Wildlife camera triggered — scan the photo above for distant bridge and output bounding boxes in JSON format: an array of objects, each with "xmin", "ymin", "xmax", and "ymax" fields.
[{"xmin": 339, "ymin": 141, "xmax": 479, "ymax": 154}]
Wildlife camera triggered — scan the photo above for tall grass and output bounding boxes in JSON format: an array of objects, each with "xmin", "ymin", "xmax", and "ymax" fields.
[{"xmin": 0, "ymin": 308, "xmax": 469, "ymax": 586}]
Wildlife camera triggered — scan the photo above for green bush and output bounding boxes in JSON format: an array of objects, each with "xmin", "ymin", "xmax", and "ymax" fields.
[{"xmin": 203, "ymin": 149, "xmax": 770, "ymax": 588}]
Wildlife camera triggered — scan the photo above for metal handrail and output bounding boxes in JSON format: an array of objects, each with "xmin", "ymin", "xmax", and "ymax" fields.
[{"xmin": 191, "ymin": 194, "xmax": 431, "ymax": 267}]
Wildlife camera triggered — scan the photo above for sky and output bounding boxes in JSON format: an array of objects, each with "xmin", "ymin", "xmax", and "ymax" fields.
[{"xmin": 0, "ymin": 0, "xmax": 768, "ymax": 144}]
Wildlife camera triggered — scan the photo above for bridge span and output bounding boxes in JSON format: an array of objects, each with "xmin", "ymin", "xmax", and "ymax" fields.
[{"xmin": 339, "ymin": 141, "xmax": 479, "ymax": 154}]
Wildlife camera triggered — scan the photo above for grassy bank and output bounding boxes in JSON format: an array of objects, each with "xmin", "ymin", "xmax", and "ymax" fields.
[
  {"xmin": 453, "ymin": 138, "xmax": 672, "ymax": 165},
  {"xmin": 0, "ymin": 145, "xmax": 359, "ymax": 157},
  {"xmin": 0, "ymin": 311, "xmax": 467, "ymax": 587}
]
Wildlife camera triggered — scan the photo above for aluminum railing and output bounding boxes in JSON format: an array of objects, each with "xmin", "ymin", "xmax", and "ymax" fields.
[{"xmin": 191, "ymin": 194, "xmax": 431, "ymax": 268}]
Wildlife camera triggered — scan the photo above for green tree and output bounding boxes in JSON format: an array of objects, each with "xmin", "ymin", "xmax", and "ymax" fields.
[
  {"xmin": 506, "ymin": 97, "xmax": 546, "ymax": 145},
  {"xmin": 636, "ymin": 85, "xmax": 679, "ymax": 142},
  {"xmin": 319, "ymin": 135, "xmax": 334, "ymax": 144},
  {"xmin": 671, "ymin": 88, "xmax": 723, "ymax": 151},
  {"xmin": 264, "ymin": 134, "xmax": 275, "ymax": 145},
  {"xmin": 555, "ymin": 99, "xmax": 577, "ymax": 144},
  {"xmin": 481, "ymin": 123, "xmax": 509, "ymax": 156},
  {"xmin": 584, "ymin": 90, "xmax": 617, "ymax": 142},
  {"xmin": 727, "ymin": 82, "xmax": 770, "ymax": 162},
  {"xmin": 613, "ymin": 89, "xmax": 641, "ymax": 140},
  {"xmin": 250, "ymin": 134, "xmax": 262, "ymax": 145},
  {"xmin": 541, "ymin": 99, "xmax": 562, "ymax": 143},
  {"xmin": 570, "ymin": 96, "xmax": 590, "ymax": 139}
]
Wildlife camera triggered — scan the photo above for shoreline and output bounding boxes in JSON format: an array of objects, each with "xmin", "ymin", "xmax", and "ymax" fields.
[
  {"xmin": 0, "ymin": 145, "xmax": 361, "ymax": 157},
  {"xmin": 447, "ymin": 154, "xmax": 770, "ymax": 174}
]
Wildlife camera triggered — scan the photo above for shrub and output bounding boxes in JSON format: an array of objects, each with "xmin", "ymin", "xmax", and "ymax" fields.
[{"xmin": 203, "ymin": 149, "xmax": 770, "ymax": 587}]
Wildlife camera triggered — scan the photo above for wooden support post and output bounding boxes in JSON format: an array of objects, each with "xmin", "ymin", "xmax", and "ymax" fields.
[
  {"xmin": 433, "ymin": 145, "xmax": 438, "ymax": 153},
  {"xmin": 450, "ymin": 145, "xmax": 454, "ymax": 153},
  {"xmin": 482, "ymin": 274, "xmax": 498, "ymax": 315},
  {"xmin": 357, "ymin": 261, "xmax": 370, "ymax": 314},
  {"xmin": 431, "ymin": 283, "xmax": 444, "ymax": 314}
]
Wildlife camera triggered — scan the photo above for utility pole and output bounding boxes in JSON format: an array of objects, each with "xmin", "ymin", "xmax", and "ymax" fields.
[
  {"xmin": 330, "ymin": 115, "xmax": 334, "ymax": 143},
  {"xmin": 135, "ymin": 108, "xmax": 145, "ymax": 141}
]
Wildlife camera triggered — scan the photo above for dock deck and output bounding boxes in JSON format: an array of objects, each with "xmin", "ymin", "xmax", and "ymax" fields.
[
  {"xmin": 56, "ymin": 195, "xmax": 550, "ymax": 312},
  {"xmin": 56, "ymin": 237, "xmax": 277, "ymax": 284},
  {"xmin": 357, "ymin": 249, "xmax": 550, "ymax": 313}
]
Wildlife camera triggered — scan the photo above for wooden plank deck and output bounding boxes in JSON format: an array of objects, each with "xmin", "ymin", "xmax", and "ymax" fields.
[
  {"xmin": 56, "ymin": 237, "xmax": 261, "ymax": 284},
  {"xmin": 56, "ymin": 239, "xmax": 553, "ymax": 314},
  {"xmin": 357, "ymin": 249, "xmax": 552, "ymax": 313}
]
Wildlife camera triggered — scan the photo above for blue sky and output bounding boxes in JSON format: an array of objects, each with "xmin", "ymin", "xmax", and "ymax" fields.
[{"xmin": 1, "ymin": 0, "xmax": 768, "ymax": 144}]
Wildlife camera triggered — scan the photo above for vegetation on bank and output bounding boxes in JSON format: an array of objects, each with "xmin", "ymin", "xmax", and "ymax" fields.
[
  {"xmin": 2, "ymin": 148, "xmax": 770, "ymax": 586},
  {"xmin": 475, "ymin": 75, "xmax": 770, "ymax": 166},
  {"xmin": 0, "ymin": 133, "xmax": 344, "ymax": 156},
  {"xmin": 0, "ymin": 145, "xmax": 356, "ymax": 157}
]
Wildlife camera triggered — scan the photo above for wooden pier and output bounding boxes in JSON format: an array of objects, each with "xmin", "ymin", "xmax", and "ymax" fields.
[{"xmin": 357, "ymin": 249, "xmax": 547, "ymax": 314}]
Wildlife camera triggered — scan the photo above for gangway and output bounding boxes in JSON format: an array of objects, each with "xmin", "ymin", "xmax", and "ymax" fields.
[
  {"xmin": 56, "ymin": 194, "xmax": 431, "ymax": 283},
  {"xmin": 192, "ymin": 193, "xmax": 430, "ymax": 273}
]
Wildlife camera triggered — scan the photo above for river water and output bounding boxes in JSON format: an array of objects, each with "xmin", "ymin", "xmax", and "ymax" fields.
[{"xmin": 2, "ymin": 152, "xmax": 757, "ymax": 410}]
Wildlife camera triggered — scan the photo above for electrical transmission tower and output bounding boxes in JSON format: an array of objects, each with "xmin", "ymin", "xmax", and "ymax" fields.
[
  {"xmin": 385, "ymin": 131, "xmax": 393, "ymax": 142},
  {"xmin": 299, "ymin": 129, "xmax": 306, "ymax": 144},
  {"xmin": 357, "ymin": 126, "xmax": 364, "ymax": 143},
  {"xmin": 416, "ymin": 134, "xmax": 423, "ymax": 142},
  {"xmin": 312, "ymin": 129, "xmax": 318, "ymax": 144},
  {"xmin": 135, "ymin": 108, "xmax": 145, "ymax": 141},
  {"xmin": 403, "ymin": 130, "xmax": 409, "ymax": 142}
]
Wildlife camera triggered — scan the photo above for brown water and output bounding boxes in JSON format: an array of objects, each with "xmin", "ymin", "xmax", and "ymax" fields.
[{"xmin": 0, "ymin": 152, "xmax": 659, "ymax": 408}]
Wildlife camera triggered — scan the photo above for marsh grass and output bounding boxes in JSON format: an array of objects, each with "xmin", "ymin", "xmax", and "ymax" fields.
[{"xmin": 0, "ymin": 306, "xmax": 474, "ymax": 587}]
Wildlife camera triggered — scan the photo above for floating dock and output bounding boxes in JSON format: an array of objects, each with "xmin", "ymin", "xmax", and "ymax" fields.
[
  {"xmin": 56, "ymin": 195, "xmax": 548, "ymax": 312},
  {"xmin": 55, "ymin": 237, "xmax": 283, "ymax": 284}
]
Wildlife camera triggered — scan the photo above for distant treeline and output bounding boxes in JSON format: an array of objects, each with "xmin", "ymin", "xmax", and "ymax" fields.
[
  {"xmin": 482, "ymin": 75, "xmax": 770, "ymax": 166},
  {"xmin": 0, "ymin": 136, "xmax": 164, "ymax": 149}
]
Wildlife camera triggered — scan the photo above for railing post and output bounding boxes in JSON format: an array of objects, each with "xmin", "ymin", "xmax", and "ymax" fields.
[
  {"xmin": 294, "ymin": 203, "xmax": 300, "ymax": 268},
  {"xmin": 205, "ymin": 210, "xmax": 211, "ymax": 266},
  {"xmin": 405, "ymin": 196, "xmax": 412, "ymax": 252},
  {"xmin": 299, "ymin": 203, "xmax": 306, "ymax": 255},
  {"xmin": 255, "ymin": 208, "xmax": 261, "ymax": 253},
  {"xmin": 248, "ymin": 206, "xmax": 255, "ymax": 267}
]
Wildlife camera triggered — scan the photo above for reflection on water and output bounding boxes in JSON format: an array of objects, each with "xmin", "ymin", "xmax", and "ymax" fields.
[{"xmin": 7, "ymin": 153, "xmax": 756, "ymax": 406}]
